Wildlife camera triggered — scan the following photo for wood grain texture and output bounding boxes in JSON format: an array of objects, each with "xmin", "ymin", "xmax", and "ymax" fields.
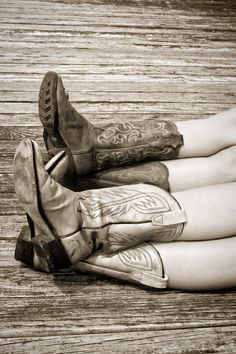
[{"xmin": 1, "ymin": 0, "xmax": 236, "ymax": 352}]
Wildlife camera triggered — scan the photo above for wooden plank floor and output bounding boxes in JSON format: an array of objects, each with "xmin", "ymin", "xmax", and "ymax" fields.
[{"xmin": 1, "ymin": 0, "xmax": 236, "ymax": 352}]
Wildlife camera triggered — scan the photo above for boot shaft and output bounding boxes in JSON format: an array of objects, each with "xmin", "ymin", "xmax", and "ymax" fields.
[
  {"xmin": 39, "ymin": 72, "xmax": 183, "ymax": 177},
  {"xmin": 79, "ymin": 183, "xmax": 186, "ymax": 253},
  {"xmin": 71, "ymin": 119, "xmax": 183, "ymax": 175}
]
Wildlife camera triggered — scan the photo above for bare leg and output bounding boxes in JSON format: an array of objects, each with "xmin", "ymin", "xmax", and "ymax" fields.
[
  {"xmin": 163, "ymin": 145, "xmax": 236, "ymax": 192},
  {"xmin": 39, "ymin": 73, "xmax": 236, "ymax": 178},
  {"xmin": 44, "ymin": 148, "xmax": 236, "ymax": 243},
  {"xmin": 154, "ymin": 236, "xmax": 236, "ymax": 290},
  {"xmin": 176, "ymin": 107, "xmax": 236, "ymax": 158},
  {"xmin": 48, "ymin": 145, "xmax": 236, "ymax": 193},
  {"xmin": 173, "ymin": 182, "xmax": 236, "ymax": 241}
]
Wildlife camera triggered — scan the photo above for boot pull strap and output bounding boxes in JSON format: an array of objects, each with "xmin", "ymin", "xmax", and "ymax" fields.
[{"xmin": 152, "ymin": 210, "xmax": 187, "ymax": 226}]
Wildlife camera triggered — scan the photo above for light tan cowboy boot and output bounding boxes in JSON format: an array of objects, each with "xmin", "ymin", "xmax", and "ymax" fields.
[
  {"xmin": 17, "ymin": 224, "xmax": 168, "ymax": 289},
  {"xmin": 15, "ymin": 150, "xmax": 170, "ymax": 267},
  {"xmin": 14, "ymin": 138, "xmax": 187, "ymax": 272},
  {"xmin": 39, "ymin": 71, "xmax": 183, "ymax": 177},
  {"xmin": 75, "ymin": 242, "xmax": 168, "ymax": 289},
  {"xmin": 13, "ymin": 138, "xmax": 93, "ymax": 272},
  {"xmin": 14, "ymin": 149, "xmax": 71, "ymax": 269}
]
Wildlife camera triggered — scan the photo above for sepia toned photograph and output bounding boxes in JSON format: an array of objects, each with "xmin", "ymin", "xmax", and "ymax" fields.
[{"xmin": 1, "ymin": 0, "xmax": 236, "ymax": 353}]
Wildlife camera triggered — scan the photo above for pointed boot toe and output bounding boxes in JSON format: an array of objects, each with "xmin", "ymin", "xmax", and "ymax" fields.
[{"xmin": 76, "ymin": 242, "xmax": 168, "ymax": 289}]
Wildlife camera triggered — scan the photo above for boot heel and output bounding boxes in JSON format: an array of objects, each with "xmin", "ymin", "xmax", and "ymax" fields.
[
  {"xmin": 15, "ymin": 225, "xmax": 34, "ymax": 266},
  {"xmin": 32, "ymin": 233, "xmax": 71, "ymax": 272}
]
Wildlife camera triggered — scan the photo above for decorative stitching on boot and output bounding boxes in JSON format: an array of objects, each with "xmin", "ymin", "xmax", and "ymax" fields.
[{"xmin": 93, "ymin": 120, "xmax": 183, "ymax": 170}]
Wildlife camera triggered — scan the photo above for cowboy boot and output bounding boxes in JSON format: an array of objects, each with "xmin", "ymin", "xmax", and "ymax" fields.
[
  {"xmin": 15, "ymin": 148, "xmax": 170, "ymax": 268},
  {"xmin": 39, "ymin": 71, "xmax": 183, "ymax": 177},
  {"xmin": 50, "ymin": 152, "xmax": 170, "ymax": 192},
  {"xmin": 43, "ymin": 151, "xmax": 171, "ymax": 192},
  {"xmin": 75, "ymin": 242, "xmax": 168, "ymax": 289},
  {"xmin": 80, "ymin": 160, "xmax": 170, "ymax": 191},
  {"xmin": 14, "ymin": 149, "xmax": 72, "ymax": 269},
  {"xmin": 13, "ymin": 138, "xmax": 93, "ymax": 272},
  {"xmin": 14, "ymin": 138, "xmax": 187, "ymax": 272},
  {"xmin": 16, "ymin": 224, "xmax": 168, "ymax": 289}
]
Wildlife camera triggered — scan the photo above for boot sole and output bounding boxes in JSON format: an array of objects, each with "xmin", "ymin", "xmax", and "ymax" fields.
[
  {"xmin": 14, "ymin": 138, "xmax": 71, "ymax": 271},
  {"xmin": 38, "ymin": 71, "xmax": 65, "ymax": 150}
]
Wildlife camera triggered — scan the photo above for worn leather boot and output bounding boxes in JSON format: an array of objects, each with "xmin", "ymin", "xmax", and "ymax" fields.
[
  {"xmin": 75, "ymin": 242, "xmax": 168, "ymax": 289},
  {"xmin": 43, "ymin": 150, "xmax": 170, "ymax": 192},
  {"xmin": 80, "ymin": 160, "xmax": 170, "ymax": 191},
  {"xmin": 13, "ymin": 138, "xmax": 93, "ymax": 272},
  {"xmin": 14, "ymin": 149, "xmax": 72, "ymax": 268},
  {"xmin": 15, "ymin": 223, "xmax": 168, "ymax": 289},
  {"xmin": 15, "ymin": 150, "xmax": 170, "ymax": 268},
  {"xmin": 14, "ymin": 139, "xmax": 186, "ymax": 272},
  {"xmin": 39, "ymin": 71, "xmax": 183, "ymax": 177},
  {"xmin": 15, "ymin": 159, "xmax": 169, "ymax": 289},
  {"xmin": 16, "ymin": 224, "xmax": 168, "ymax": 289}
]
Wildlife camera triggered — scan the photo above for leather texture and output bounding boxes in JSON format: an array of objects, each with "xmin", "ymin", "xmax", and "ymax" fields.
[
  {"xmin": 14, "ymin": 139, "xmax": 187, "ymax": 270},
  {"xmin": 80, "ymin": 160, "xmax": 170, "ymax": 191},
  {"xmin": 75, "ymin": 242, "xmax": 168, "ymax": 289},
  {"xmin": 16, "ymin": 222, "xmax": 169, "ymax": 289},
  {"xmin": 13, "ymin": 138, "xmax": 93, "ymax": 271},
  {"xmin": 39, "ymin": 71, "xmax": 184, "ymax": 177},
  {"xmin": 79, "ymin": 183, "xmax": 187, "ymax": 253},
  {"xmin": 45, "ymin": 151, "xmax": 171, "ymax": 192}
]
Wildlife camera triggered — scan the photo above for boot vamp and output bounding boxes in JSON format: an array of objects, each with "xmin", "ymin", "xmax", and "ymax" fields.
[{"xmin": 82, "ymin": 242, "xmax": 164, "ymax": 279}]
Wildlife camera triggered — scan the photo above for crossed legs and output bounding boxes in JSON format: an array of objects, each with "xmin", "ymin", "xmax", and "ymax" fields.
[{"xmin": 13, "ymin": 72, "xmax": 236, "ymax": 290}]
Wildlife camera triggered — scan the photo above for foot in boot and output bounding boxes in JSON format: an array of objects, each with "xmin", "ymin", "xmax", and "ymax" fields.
[
  {"xmin": 13, "ymin": 138, "xmax": 93, "ymax": 271},
  {"xmin": 16, "ymin": 224, "xmax": 168, "ymax": 289},
  {"xmin": 39, "ymin": 72, "xmax": 183, "ymax": 177},
  {"xmin": 38, "ymin": 71, "xmax": 95, "ymax": 174},
  {"xmin": 14, "ymin": 140, "xmax": 186, "ymax": 271}
]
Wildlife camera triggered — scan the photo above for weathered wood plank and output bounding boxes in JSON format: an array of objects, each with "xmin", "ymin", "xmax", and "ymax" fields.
[
  {"xmin": 1, "ymin": 31, "xmax": 236, "ymax": 44},
  {"xmin": 1, "ymin": 249, "xmax": 236, "ymax": 326},
  {"xmin": 0, "ymin": 216, "xmax": 26, "ymax": 240},
  {"xmin": 1, "ymin": 80, "xmax": 235, "ymax": 93},
  {"xmin": 1, "ymin": 64, "xmax": 236, "ymax": 78},
  {"xmin": 0, "ymin": 112, "xmax": 228, "ymax": 127},
  {"xmin": 1, "ymin": 91, "xmax": 235, "ymax": 104},
  {"xmin": 0, "ymin": 327, "xmax": 236, "ymax": 354},
  {"xmin": 0, "ymin": 102, "xmax": 233, "ymax": 115},
  {"xmin": 0, "ymin": 327, "xmax": 235, "ymax": 354},
  {"xmin": 1, "ymin": 0, "xmax": 236, "ymax": 352}
]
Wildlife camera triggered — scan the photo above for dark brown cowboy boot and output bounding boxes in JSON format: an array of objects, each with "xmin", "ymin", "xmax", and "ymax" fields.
[
  {"xmin": 39, "ymin": 71, "xmax": 183, "ymax": 177},
  {"xmin": 79, "ymin": 160, "xmax": 170, "ymax": 191},
  {"xmin": 14, "ymin": 138, "xmax": 186, "ymax": 272}
]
